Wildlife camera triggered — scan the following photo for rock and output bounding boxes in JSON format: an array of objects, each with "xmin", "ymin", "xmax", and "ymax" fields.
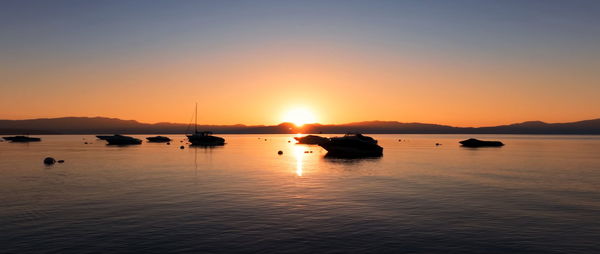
[
  {"xmin": 58, "ymin": 160, "xmax": 65, "ymax": 163},
  {"xmin": 277, "ymin": 150, "xmax": 283, "ymax": 155},
  {"xmin": 180, "ymin": 146, "xmax": 185, "ymax": 149},
  {"xmin": 459, "ymin": 138, "xmax": 504, "ymax": 147},
  {"xmin": 166, "ymin": 142, "xmax": 171, "ymax": 145},
  {"xmin": 43, "ymin": 157, "xmax": 56, "ymax": 165}
]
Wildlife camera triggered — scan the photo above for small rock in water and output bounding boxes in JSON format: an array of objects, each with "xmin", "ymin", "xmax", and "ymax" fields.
[
  {"xmin": 84, "ymin": 142, "xmax": 88, "ymax": 144},
  {"xmin": 58, "ymin": 160, "xmax": 65, "ymax": 163},
  {"xmin": 43, "ymin": 157, "xmax": 56, "ymax": 165},
  {"xmin": 265, "ymin": 139, "xmax": 267, "ymax": 141},
  {"xmin": 435, "ymin": 143, "xmax": 441, "ymax": 146},
  {"xmin": 277, "ymin": 150, "xmax": 283, "ymax": 155},
  {"xmin": 180, "ymin": 145, "xmax": 185, "ymax": 149},
  {"xmin": 166, "ymin": 142, "xmax": 171, "ymax": 145}
]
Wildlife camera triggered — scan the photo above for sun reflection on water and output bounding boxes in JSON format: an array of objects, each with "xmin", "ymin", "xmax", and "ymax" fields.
[{"xmin": 292, "ymin": 145, "xmax": 305, "ymax": 176}]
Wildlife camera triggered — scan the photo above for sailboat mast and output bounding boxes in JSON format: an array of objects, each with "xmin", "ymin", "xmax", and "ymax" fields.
[{"xmin": 195, "ymin": 102, "xmax": 198, "ymax": 133}]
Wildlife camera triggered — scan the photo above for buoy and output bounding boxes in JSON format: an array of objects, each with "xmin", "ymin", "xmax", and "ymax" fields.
[
  {"xmin": 277, "ymin": 150, "xmax": 283, "ymax": 155},
  {"xmin": 43, "ymin": 157, "xmax": 56, "ymax": 165}
]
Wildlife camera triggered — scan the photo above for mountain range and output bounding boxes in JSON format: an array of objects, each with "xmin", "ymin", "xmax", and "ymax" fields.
[{"xmin": 1, "ymin": 117, "xmax": 599, "ymax": 135}]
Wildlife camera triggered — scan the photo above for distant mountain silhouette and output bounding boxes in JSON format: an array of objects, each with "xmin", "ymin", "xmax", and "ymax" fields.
[{"xmin": 0, "ymin": 117, "xmax": 599, "ymax": 135}]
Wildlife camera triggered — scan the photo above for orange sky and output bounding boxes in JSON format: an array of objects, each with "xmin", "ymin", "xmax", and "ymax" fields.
[
  {"xmin": 2, "ymin": 44, "xmax": 598, "ymax": 127},
  {"xmin": 1, "ymin": 1, "xmax": 599, "ymax": 127}
]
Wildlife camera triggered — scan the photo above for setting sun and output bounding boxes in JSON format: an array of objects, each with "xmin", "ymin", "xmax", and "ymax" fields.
[{"xmin": 282, "ymin": 108, "xmax": 317, "ymax": 126}]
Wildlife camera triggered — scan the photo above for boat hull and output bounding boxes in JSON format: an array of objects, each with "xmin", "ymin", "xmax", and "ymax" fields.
[
  {"xmin": 294, "ymin": 135, "xmax": 329, "ymax": 145},
  {"xmin": 187, "ymin": 135, "xmax": 225, "ymax": 146},
  {"xmin": 96, "ymin": 135, "xmax": 114, "ymax": 140},
  {"xmin": 104, "ymin": 135, "xmax": 142, "ymax": 145},
  {"xmin": 320, "ymin": 141, "xmax": 383, "ymax": 157},
  {"xmin": 459, "ymin": 138, "xmax": 504, "ymax": 147},
  {"xmin": 146, "ymin": 136, "xmax": 171, "ymax": 142},
  {"xmin": 3, "ymin": 136, "xmax": 41, "ymax": 142}
]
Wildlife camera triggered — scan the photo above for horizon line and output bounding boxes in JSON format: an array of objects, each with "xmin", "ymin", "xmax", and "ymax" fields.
[{"xmin": 1, "ymin": 116, "xmax": 599, "ymax": 129}]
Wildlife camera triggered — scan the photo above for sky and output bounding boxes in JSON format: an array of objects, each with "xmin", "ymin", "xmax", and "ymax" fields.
[{"xmin": 1, "ymin": 0, "xmax": 599, "ymax": 127}]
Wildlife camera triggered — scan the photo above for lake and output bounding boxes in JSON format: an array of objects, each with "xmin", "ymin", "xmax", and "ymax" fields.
[{"xmin": 1, "ymin": 134, "xmax": 599, "ymax": 253}]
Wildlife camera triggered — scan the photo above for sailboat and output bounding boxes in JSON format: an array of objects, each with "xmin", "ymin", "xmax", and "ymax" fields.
[{"xmin": 186, "ymin": 103, "xmax": 225, "ymax": 146}]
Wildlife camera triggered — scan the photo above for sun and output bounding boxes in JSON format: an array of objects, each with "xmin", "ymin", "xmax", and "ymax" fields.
[{"xmin": 282, "ymin": 108, "xmax": 317, "ymax": 127}]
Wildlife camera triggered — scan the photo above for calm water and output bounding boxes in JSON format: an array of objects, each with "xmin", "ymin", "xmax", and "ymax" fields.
[{"xmin": 1, "ymin": 134, "xmax": 599, "ymax": 253}]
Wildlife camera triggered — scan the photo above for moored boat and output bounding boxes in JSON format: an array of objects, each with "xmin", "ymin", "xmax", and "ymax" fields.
[
  {"xmin": 459, "ymin": 138, "xmax": 504, "ymax": 147},
  {"xmin": 97, "ymin": 135, "xmax": 118, "ymax": 140},
  {"xmin": 103, "ymin": 135, "xmax": 142, "ymax": 145},
  {"xmin": 146, "ymin": 136, "xmax": 171, "ymax": 142},
  {"xmin": 319, "ymin": 133, "xmax": 383, "ymax": 157},
  {"xmin": 187, "ymin": 131, "xmax": 225, "ymax": 146},
  {"xmin": 186, "ymin": 103, "xmax": 225, "ymax": 146},
  {"xmin": 2, "ymin": 135, "xmax": 41, "ymax": 142},
  {"xmin": 294, "ymin": 135, "xmax": 329, "ymax": 145}
]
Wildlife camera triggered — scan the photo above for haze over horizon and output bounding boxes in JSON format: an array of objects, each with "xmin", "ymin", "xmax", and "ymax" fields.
[
  {"xmin": 2, "ymin": 115, "xmax": 599, "ymax": 129},
  {"xmin": 2, "ymin": 0, "xmax": 599, "ymax": 127}
]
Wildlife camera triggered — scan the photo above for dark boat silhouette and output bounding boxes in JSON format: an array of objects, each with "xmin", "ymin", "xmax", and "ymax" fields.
[
  {"xmin": 103, "ymin": 135, "xmax": 142, "ymax": 145},
  {"xmin": 294, "ymin": 135, "xmax": 329, "ymax": 145},
  {"xmin": 2, "ymin": 135, "xmax": 41, "ymax": 142},
  {"xmin": 146, "ymin": 136, "xmax": 171, "ymax": 142},
  {"xmin": 188, "ymin": 131, "xmax": 225, "ymax": 146},
  {"xmin": 96, "ymin": 135, "xmax": 118, "ymax": 140},
  {"xmin": 186, "ymin": 103, "xmax": 225, "ymax": 146},
  {"xmin": 319, "ymin": 133, "xmax": 383, "ymax": 157},
  {"xmin": 459, "ymin": 138, "xmax": 504, "ymax": 147}
]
